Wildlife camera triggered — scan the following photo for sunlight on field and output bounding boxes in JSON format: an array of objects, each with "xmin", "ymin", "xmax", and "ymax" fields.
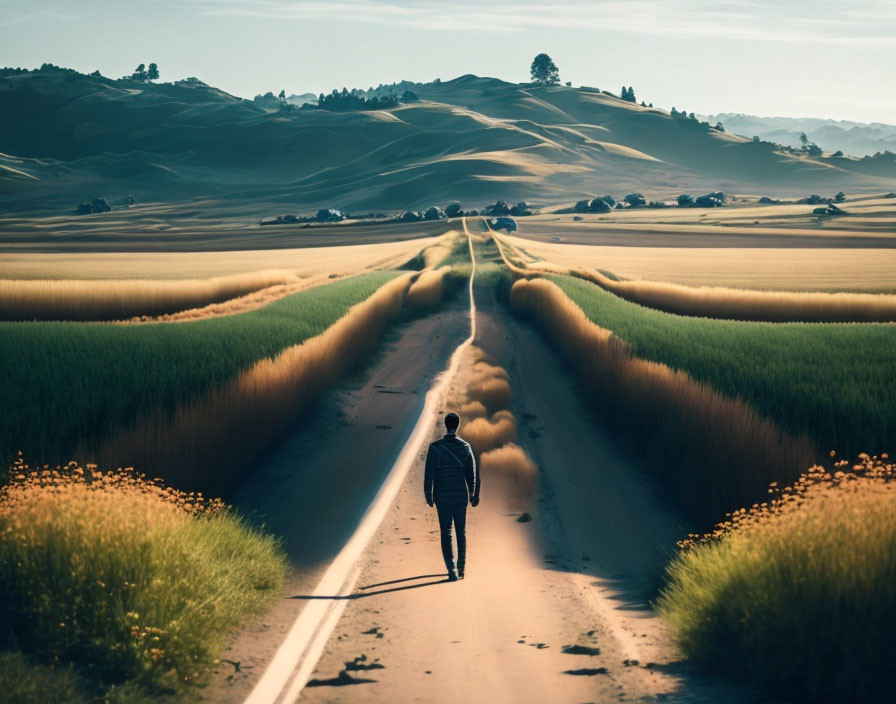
[
  {"xmin": 0, "ymin": 236, "xmax": 440, "ymax": 280},
  {"xmin": 509, "ymin": 237, "xmax": 896, "ymax": 291}
]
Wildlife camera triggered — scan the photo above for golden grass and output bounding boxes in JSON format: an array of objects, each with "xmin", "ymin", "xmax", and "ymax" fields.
[
  {"xmin": 659, "ymin": 453, "xmax": 896, "ymax": 702},
  {"xmin": 458, "ymin": 400, "xmax": 487, "ymax": 419},
  {"xmin": 127, "ymin": 276, "xmax": 334, "ymax": 323},
  {"xmin": 406, "ymin": 266, "xmax": 451, "ymax": 307},
  {"xmin": 462, "ymin": 411, "xmax": 518, "ymax": 455},
  {"xmin": 457, "ymin": 346, "xmax": 537, "ymax": 510},
  {"xmin": 0, "ymin": 237, "xmax": 441, "ymax": 280},
  {"xmin": 0, "ymin": 271, "xmax": 298, "ymax": 322},
  {"xmin": 95, "ymin": 275, "xmax": 413, "ymax": 493},
  {"xmin": 510, "ymin": 277, "xmax": 817, "ymax": 523},
  {"xmin": 502, "ymin": 228, "xmax": 896, "ymax": 292},
  {"xmin": 510, "ymin": 239, "xmax": 896, "ymax": 292},
  {"xmin": 0, "ymin": 457, "xmax": 286, "ymax": 692},
  {"xmin": 565, "ymin": 266, "xmax": 896, "ymax": 323},
  {"xmin": 496, "ymin": 233, "xmax": 896, "ymax": 322},
  {"xmin": 465, "ymin": 357, "xmax": 513, "ymax": 413},
  {"xmin": 479, "ymin": 443, "xmax": 538, "ymax": 508},
  {"xmin": 421, "ymin": 233, "xmax": 461, "ymax": 268}
]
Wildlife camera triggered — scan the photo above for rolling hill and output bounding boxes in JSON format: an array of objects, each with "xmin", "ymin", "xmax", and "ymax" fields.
[{"xmin": 2, "ymin": 65, "xmax": 896, "ymax": 216}]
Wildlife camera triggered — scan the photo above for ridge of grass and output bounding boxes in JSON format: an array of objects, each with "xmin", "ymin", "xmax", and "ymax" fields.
[
  {"xmin": 0, "ymin": 271, "xmax": 400, "ymax": 471},
  {"xmin": 551, "ymin": 274, "xmax": 896, "ymax": 456}
]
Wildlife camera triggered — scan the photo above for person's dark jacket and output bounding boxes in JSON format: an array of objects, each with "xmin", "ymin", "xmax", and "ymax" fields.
[{"xmin": 424, "ymin": 433, "xmax": 478, "ymax": 505}]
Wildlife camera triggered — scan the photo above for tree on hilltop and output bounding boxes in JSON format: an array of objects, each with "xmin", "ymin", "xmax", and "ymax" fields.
[
  {"xmin": 147, "ymin": 63, "xmax": 159, "ymax": 81},
  {"xmin": 132, "ymin": 63, "xmax": 147, "ymax": 81},
  {"xmin": 530, "ymin": 53, "xmax": 560, "ymax": 85}
]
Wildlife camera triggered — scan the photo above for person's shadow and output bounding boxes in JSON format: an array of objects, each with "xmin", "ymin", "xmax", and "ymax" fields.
[{"xmin": 290, "ymin": 574, "xmax": 447, "ymax": 600}]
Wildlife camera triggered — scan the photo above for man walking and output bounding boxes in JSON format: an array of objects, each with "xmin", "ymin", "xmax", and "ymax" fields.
[{"xmin": 424, "ymin": 412, "xmax": 479, "ymax": 581}]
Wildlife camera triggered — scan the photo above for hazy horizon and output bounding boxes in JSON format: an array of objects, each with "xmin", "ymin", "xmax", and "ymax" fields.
[{"xmin": 2, "ymin": 0, "xmax": 896, "ymax": 123}]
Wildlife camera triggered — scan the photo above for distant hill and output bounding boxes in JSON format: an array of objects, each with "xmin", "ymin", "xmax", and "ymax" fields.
[
  {"xmin": 2, "ymin": 65, "xmax": 896, "ymax": 214},
  {"xmin": 703, "ymin": 113, "xmax": 896, "ymax": 158}
]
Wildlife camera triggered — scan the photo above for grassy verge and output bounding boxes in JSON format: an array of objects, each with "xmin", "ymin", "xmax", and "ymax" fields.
[
  {"xmin": 0, "ymin": 271, "xmax": 297, "ymax": 322},
  {"xmin": 510, "ymin": 277, "xmax": 815, "ymax": 523},
  {"xmin": 552, "ymin": 274, "xmax": 896, "ymax": 457},
  {"xmin": 0, "ymin": 457, "xmax": 286, "ymax": 700},
  {"xmin": 96, "ymin": 274, "xmax": 413, "ymax": 493},
  {"xmin": 659, "ymin": 454, "xmax": 896, "ymax": 703},
  {"xmin": 565, "ymin": 266, "xmax": 896, "ymax": 323},
  {"xmin": 0, "ymin": 272, "xmax": 400, "ymax": 471}
]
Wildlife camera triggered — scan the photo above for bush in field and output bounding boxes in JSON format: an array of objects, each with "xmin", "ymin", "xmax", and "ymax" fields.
[
  {"xmin": 0, "ymin": 457, "xmax": 286, "ymax": 692},
  {"xmin": 677, "ymin": 194, "xmax": 695, "ymax": 207},
  {"xmin": 660, "ymin": 453, "xmax": 896, "ymax": 703},
  {"xmin": 423, "ymin": 206, "xmax": 445, "ymax": 221},
  {"xmin": 623, "ymin": 193, "xmax": 646, "ymax": 207},
  {"xmin": 445, "ymin": 202, "xmax": 463, "ymax": 218},
  {"xmin": 694, "ymin": 192, "xmax": 725, "ymax": 207},
  {"xmin": 483, "ymin": 200, "xmax": 511, "ymax": 216},
  {"xmin": 589, "ymin": 198, "xmax": 611, "ymax": 213}
]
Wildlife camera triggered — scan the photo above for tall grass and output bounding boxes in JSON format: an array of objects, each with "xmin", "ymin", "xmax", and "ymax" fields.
[
  {"xmin": 494, "ymin": 231, "xmax": 896, "ymax": 322},
  {"xmin": 659, "ymin": 453, "xmax": 896, "ymax": 703},
  {"xmin": 406, "ymin": 266, "xmax": 452, "ymax": 308},
  {"xmin": 459, "ymin": 347, "xmax": 537, "ymax": 509},
  {"xmin": 0, "ymin": 271, "xmax": 298, "ymax": 322},
  {"xmin": 0, "ymin": 272, "xmax": 400, "ymax": 472},
  {"xmin": 552, "ymin": 274, "xmax": 896, "ymax": 458},
  {"xmin": 565, "ymin": 266, "xmax": 896, "ymax": 323},
  {"xmin": 0, "ymin": 457, "xmax": 286, "ymax": 695},
  {"xmin": 96, "ymin": 275, "xmax": 412, "ymax": 493},
  {"xmin": 510, "ymin": 277, "xmax": 816, "ymax": 524}
]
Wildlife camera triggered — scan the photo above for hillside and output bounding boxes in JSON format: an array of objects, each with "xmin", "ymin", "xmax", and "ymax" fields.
[{"xmin": 2, "ymin": 66, "xmax": 896, "ymax": 216}]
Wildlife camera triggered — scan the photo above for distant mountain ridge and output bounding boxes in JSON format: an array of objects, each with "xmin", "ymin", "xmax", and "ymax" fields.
[
  {"xmin": 2, "ymin": 64, "xmax": 895, "ymax": 214},
  {"xmin": 703, "ymin": 113, "xmax": 896, "ymax": 158}
]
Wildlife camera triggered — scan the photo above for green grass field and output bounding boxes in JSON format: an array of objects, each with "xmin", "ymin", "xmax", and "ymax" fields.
[
  {"xmin": 0, "ymin": 272, "xmax": 400, "ymax": 470},
  {"xmin": 552, "ymin": 275, "xmax": 896, "ymax": 457}
]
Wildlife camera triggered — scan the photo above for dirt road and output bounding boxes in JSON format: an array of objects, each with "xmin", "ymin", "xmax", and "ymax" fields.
[
  {"xmin": 200, "ymin": 299, "xmax": 470, "ymax": 702},
  {"xmin": 211, "ymin": 228, "xmax": 757, "ymax": 703},
  {"xmin": 295, "ymin": 265, "xmax": 754, "ymax": 702}
]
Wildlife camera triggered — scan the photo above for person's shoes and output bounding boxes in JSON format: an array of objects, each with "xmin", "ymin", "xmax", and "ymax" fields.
[{"xmin": 447, "ymin": 570, "xmax": 459, "ymax": 582}]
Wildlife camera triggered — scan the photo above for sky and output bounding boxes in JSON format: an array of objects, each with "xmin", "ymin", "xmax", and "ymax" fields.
[{"xmin": 2, "ymin": 0, "xmax": 896, "ymax": 123}]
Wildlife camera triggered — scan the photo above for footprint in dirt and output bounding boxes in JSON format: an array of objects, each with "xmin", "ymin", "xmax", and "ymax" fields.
[
  {"xmin": 344, "ymin": 654, "xmax": 385, "ymax": 672},
  {"xmin": 305, "ymin": 670, "xmax": 376, "ymax": 687},
  {"xmin": 562, "ymin": 645, "xmax": 601, "ymax": 656},
  {"xmin": 564, "ymin": 667, "xmax": 609, "ymax": 676}
]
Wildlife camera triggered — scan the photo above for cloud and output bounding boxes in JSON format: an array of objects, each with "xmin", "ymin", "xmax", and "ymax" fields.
[
  {"xmin": 191, "ymin": 0, "xmax": 896, "ymax": 43},
  {"xmin": 0, "ymin": 6, "xmax": 77, "ymax": 26}
]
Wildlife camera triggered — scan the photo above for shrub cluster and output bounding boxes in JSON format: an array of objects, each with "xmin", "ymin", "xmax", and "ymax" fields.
[
  {"xmin": 660, "ymin": 453, "xmax": 896, "ymax": 703},
  {"xmin": 0, "ymin": 455, "xmax": 286, "ymax": 692}
]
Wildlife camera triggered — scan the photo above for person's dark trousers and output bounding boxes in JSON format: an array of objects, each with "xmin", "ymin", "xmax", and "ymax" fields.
[{"xmin": 436, "ymin": 502, "xmax": 467, "ymax": 575}]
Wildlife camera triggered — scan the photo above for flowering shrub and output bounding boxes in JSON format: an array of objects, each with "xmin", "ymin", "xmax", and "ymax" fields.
[{"xmin": 0, "ymin": 455, "xmax": 286, "ymax": 690}]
